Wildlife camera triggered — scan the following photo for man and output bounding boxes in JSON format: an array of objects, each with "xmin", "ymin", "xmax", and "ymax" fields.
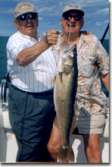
[
  {"xmin": 6, "ymin": 2, "xmax": 58, "ymax": 162},
  {"xmin": 47, "ymin": 4, "xmax": 109, "ymax": 163}
]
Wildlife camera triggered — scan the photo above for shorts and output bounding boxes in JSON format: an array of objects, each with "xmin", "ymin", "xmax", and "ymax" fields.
[{"xmin": 74, "ymin": 100, "xmax": 107, "ymax": 134}]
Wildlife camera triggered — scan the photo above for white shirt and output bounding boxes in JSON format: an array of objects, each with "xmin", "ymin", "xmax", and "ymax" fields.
[{"xmin": 6, "ymin": 31, "xmax": 57, "ymax": 92}]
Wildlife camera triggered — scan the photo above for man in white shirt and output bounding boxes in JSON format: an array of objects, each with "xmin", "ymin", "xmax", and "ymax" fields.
[{"xmin": 7, "ymin": 1, "xmax": 58, "ymax": 162}]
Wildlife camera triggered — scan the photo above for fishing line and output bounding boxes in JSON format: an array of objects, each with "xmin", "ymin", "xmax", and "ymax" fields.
[
  {"xmin": 65, "ymin": 20, "xmax": 77, "ymax": 53},
  {"xmin": 67, "ymin": 21, "xmax": 72, "ymax": 44},
  {"xmin": 65, "ymin": 20, "xmax": 72, "ymax": 53}
]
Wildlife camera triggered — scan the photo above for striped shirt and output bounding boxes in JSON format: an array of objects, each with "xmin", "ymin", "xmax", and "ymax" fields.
[{"xmin": 6, "ymin": 31, "xmax": 57, "ymax": 92}]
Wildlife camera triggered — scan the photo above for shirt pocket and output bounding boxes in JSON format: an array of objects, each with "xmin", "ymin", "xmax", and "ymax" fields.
[{"xmin": 78, "ymin": 57, "xmax": 95, "ymax": 77}]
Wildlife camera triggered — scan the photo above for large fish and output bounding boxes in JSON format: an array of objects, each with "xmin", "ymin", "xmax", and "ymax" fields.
[{"xmin": 54, "ymin": 46, "xmax": 78, "ymax": 163}]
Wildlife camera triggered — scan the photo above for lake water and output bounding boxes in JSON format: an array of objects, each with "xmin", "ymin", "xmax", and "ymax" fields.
[{"xmin": 0, "ymin": 36, "xmax": 8, "ymax": 82}]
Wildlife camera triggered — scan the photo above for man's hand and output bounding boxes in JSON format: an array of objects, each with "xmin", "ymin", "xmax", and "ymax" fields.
[{"xmin": 46, "ymin": 29, "xmax": 59, "ymax": 46}]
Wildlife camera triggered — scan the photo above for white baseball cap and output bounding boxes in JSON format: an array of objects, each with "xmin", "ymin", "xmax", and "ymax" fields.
[
  {"xmin": 63, "ymin": 4, "xmax": 84, "ymax": 16},
  {"xmin": 14, "ymin": 2, "xmax": 38, "ymax": 18}
]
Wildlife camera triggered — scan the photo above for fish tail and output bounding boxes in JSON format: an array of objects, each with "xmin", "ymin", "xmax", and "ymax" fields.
[{"xmin": 57, "ymin": 145, "xmax": 74, "ymax": 163}]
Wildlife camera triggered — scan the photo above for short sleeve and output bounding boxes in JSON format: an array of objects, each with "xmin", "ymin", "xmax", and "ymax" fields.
[
  {"xmin": 6, "ymin": 37, "xmax": 28, "ymax": 60},
  {"xmin": 95, "ymin": 40, "xmax": 109, "ymax": 76},
  {"xmin": 6, "ymin": 33, "xmax": 32, "ymax": 72}
]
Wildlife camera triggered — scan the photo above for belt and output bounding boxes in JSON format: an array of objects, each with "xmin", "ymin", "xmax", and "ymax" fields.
[{"xmin": 10, "ymin": 84, "xmax": 53, "ymax": 96}]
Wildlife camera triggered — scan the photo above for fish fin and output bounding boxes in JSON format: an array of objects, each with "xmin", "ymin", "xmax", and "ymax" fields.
[{"xmin": 57, "ymin": 145, "xmax": 74, "ymax": 163}]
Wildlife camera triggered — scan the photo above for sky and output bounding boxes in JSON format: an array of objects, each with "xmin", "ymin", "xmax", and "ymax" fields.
[{"xmin": 0, "ymin": 0, "xmax": 110, "ymax": 39}]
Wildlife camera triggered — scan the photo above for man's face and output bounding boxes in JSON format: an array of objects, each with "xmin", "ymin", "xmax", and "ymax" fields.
[
  {"xmin": 61, "ymin": 10, "xmax": 84, "ymax": 34},
  {"xmin": 15, "ymin": 12, "xmax": 38, "ymax": 37}
]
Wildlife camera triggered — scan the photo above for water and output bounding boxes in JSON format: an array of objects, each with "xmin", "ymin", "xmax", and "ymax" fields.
[{"xmin": 0, "ymin": 36, "xmax": 9, "ymax": 82}]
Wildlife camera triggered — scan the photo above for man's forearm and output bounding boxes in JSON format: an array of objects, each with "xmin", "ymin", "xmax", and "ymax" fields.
[
  {"xmin": 16, "ymin": 37, "xmax": 49, "ymax": 66},
  {"xmin": 101, "ymin": 74, "xmax": 109, "ymax": 91}
]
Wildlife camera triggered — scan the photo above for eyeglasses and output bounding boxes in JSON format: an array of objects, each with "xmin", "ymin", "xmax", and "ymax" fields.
[
  {"xmin": 16, "ymin": 12, "xmax": 38, "ymax": 21},
  {"xmin": 63, "ymin": 12, "xmax": 83, "ymax": 21}
]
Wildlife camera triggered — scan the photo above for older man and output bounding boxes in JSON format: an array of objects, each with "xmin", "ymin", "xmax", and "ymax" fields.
[
  {"xmin": 7, "ymin": 1, "xmax": 58, "ymax": 162},
  {"xmin": 48, "ymin": 4, "xmax": 109, "ymax": 164}
]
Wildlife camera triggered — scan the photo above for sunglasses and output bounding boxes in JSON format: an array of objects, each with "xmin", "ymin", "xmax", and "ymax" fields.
[
  {"xmin": 16, "ymin": 12, "xmax": 38, "ymax": 21},
  {"xmin": 63, "ymin": 12, "xmax": 83, "ymax": 21}
]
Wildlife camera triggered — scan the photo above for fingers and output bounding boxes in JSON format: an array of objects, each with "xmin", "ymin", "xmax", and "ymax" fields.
[{"xmin": 46, "ymin": 29, "xmax": 59, "ymax": 46}]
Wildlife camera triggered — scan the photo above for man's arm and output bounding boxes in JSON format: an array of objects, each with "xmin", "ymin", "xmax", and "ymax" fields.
[
  {"xmin": 101, "ymin": 73, "xmax": 109, "ymax": 91},
  {"xmin": 16, "ymin": 30, "xmax": 58, "ymax": 66}
]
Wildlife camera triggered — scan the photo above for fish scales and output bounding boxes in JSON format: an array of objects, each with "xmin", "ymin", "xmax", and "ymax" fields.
[{"xmin": 54, "ymin": 46, "xmax": 78, "ymax": 163}]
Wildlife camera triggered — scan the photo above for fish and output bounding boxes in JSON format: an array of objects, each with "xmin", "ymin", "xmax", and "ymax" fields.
[{"xmin": 54, "ymin": 46, "xmax": 78, "ymax": 163}]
